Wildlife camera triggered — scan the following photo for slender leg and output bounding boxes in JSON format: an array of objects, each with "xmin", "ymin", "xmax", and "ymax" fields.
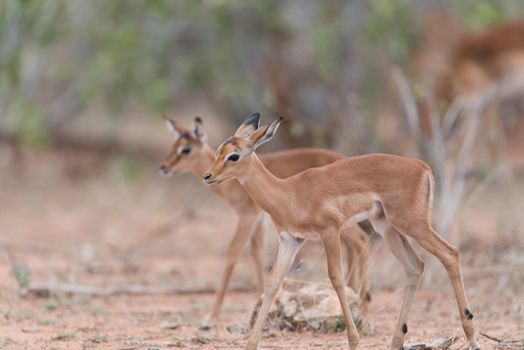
[
  {"xmin": 246, "ymin": 232, "xmax": 304, "ymax": 350},
  {"xmin": 341, "ymin": 230, "xmax": 357, "ymax": 289},
  {"xmin": 204, "ymin": 213, "xmax": 258, "ymax": 324},
  {"xmin": 356, "ymin": 230, "xmax": 371, "ymax": 316},
  {"xmin": 322, "ymin": 231, "xmax": 360, "ymax": 350},
  {"xmin": 249, "ymin": 215, "xmax": 266, "ymax": 295},
  {"xmin": 340, "ymin": 227, "xmax": 371, "ymax": 318},
  {"xmin": 382, "ymin": 225, "xmax": 424, "ymax": 350},
  {"xmin": 409, "ymin": 224, "xmax": 480, "ymax": 350}
]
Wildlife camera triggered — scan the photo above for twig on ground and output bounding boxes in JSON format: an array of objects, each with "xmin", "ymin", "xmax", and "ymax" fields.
[
  {"xmin": 403, "ymin": 335, "xmax": 459, "ymax": 350},
  {"xmin": 481, "ymin": 332, "xmax": 503, "ymax": 342},
  {"xmin": 480, "ymin": 333, "xmax": 524, "ymax": 350},
  {"xmin": 21, "ymin": 282, "xmax": 253, "ymax": 298}
]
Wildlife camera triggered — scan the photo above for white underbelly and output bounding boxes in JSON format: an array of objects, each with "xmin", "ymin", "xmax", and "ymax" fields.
[
  {"xmin": 288, "ymin": 231, "xmax": 321, "ymax": 241},
  {"xmin": 342, "ymin": 211, "xmax": 370, "ymax": 229}
]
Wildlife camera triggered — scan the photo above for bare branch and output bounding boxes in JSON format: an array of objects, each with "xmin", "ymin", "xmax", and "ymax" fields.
[{"xmin": 391, "ymin": 67, "xmax": 421, "ymax": 144}]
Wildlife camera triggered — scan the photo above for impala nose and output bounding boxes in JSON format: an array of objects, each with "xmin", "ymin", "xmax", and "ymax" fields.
[
  {"xmin": 159, "ymin": 165, "xmax": 169, "ymax": 176},
  {"xmin": 203, "ymin": 172, "xmax": 213, "ymax": 183}
]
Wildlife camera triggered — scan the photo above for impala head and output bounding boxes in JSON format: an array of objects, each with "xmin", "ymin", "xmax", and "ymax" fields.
[
  {"xmin": 159, "ymin": 116, "xmax": 207, "ymax": 177},
  {"xmin": 203, "ymin": 113, "xmax": 283, "ymax": 185}
]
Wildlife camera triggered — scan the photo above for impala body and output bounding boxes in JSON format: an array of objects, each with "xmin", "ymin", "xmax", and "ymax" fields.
[
  {"xmin": 159, "ymin": 117, "xmax": 370, "ymax": 324},
  {"xmin": 203, "ymin": 113, "xmax": 479, "ymax": 350}
]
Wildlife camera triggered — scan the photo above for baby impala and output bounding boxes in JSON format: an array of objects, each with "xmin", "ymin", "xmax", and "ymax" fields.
[{"xmin": 203, "ymin": 113, "xmax": 479, "ymax": 350}]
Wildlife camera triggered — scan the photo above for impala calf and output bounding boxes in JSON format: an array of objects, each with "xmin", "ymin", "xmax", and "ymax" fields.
[
  {"xmin": 203, "ymin": 113, "xmax": 479, "ymax": 350},
  {"xmin": 159, "ymin": 116, "xmax": 371, "ymax": 325}
]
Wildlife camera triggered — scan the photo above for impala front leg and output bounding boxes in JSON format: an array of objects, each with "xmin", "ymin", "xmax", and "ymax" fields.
[
  {"xmin": 246, "ymin": 232, "xmax": 304, "ymax": 350},
  {"xmin": 204, "ymin": 213, "xmax": 258, "ymax": 325},
  {"xmin": 322, "ymin": 231, "xmax": 360, "ymax": 350},
  {"xmin": 249, "ymin": 215, "xmax": 266, "ymax": 295}
]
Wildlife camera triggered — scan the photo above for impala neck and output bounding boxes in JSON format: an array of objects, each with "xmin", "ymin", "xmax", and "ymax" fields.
[
  {"xmin": 192, "ymin": 144, "xmax": 216, "ymax": 177},
  {"xmin": 190, "ymin": 144, "xmax": 227, "ymax": 196},
  {"xmin": 239, "ymin": 153, "xmax": 287, "ymax": 216}
]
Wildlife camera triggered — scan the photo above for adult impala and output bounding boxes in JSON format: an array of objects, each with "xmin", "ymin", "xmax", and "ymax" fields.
[
  {"xmin": 159, "ymin": 116, "xmax": 371, "ymax": 325},
  {"xmin": 203, "ymin": 114, "xmax": 479, "ymax": 350}
]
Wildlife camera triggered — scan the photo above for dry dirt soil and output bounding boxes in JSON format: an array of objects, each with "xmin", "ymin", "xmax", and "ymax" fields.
[{"xmin": 0, "ymin": 149, "xmax": 523, "ymax": 349}]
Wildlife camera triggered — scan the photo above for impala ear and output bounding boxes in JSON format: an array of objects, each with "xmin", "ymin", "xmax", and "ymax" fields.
[
  {"xmin": 163, "ymin": 115, "xmax": 182, "ymax": 137},
  {"xmin": 192, "ymin": 116, "xmax": 207, "ymax": 143},
  {"xmin": 248, "ymin": 117, "xmax": 283, "ymax": 150},
  {"xmin": 234, "ymin": 113, "xmax": 260, "ymax": 139}
]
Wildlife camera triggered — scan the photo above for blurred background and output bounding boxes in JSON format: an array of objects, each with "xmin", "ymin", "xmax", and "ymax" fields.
[{"xmin": 1, "ymin": 1, "xmax": 523, "ymax": 349}]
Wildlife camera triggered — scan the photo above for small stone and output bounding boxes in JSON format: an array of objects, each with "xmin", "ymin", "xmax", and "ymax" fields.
[
  {"xmin": 158, "ymin": 322, "xmax": 179, "ymax": 330},
  {"xmin": 250, "ymin": 278, "xmax": 360, "ymax": 333}
]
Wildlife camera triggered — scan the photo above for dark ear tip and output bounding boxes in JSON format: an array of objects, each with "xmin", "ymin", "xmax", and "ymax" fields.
[
  {"xmin": 244, "ymin": 112, "xmax": 261, "ymax": 128},
  {"xmin": 249, "ymin": 112, "xmax": 261, "ymax": 121},
  {"xmin": 195, "ymin": 116, "xmax": 203, "ymax": 124}
]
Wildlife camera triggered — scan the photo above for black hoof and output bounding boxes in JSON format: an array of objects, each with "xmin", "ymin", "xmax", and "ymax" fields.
[
  {"xmin": 402, "ymin": 323, "xmax": 408, "ymax": 334},
  {"xmin": 464, "ymin": 308, "xmax": 474, "ymax": 320}
]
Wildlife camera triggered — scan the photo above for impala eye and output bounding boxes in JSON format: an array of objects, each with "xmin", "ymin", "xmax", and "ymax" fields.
[
  {"xmin": 178, "ymin": 147, "xmax": 192, "ymax": 155},
  {"xmin": 227, "ymin": 153, "xmax": 240, "ymax": 162}
]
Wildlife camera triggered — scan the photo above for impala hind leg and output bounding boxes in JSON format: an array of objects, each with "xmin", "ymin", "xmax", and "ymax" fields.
[
  {"xmin": 393, "ymin": 220, "xmax": 480, "ymax": 350},
  {"xmin": 246, "ymin": 232, "xmax": 304, "ymax": 350},
  {"xmin": 204, "ymin": 214, "xmax": 258, "ymax": 325},
  {"xmin": 379, "ymin": 224, "xmax": 424, "ymax": 350},
  {"xmin": 417, "ymin": 228, "xmax": 480, "ymax": 349},
  {"xmin": 249, "ymin": 215, "xmax": 266, "ymax": 295},
  {"xmin": 323, "ymin": 231, "xmax": 360, "ymax": 350}
]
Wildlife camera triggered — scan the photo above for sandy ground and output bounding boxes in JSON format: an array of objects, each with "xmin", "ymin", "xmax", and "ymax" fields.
[{"xmin": 0, "ymin": 149, "xmax": 523, "ymax": 349}]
